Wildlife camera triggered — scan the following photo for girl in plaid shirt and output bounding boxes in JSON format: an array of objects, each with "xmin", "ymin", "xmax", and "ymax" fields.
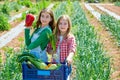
[
  {"xmin": 47, "ymin": 15, "xmax": 76, "ymax": 80},
  {"xmin": 47, "ymin": 14, "xmax": 76, "ymax": 65}
]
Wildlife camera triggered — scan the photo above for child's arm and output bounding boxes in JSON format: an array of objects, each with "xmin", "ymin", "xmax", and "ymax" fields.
[
  {"xmin": 66, "ymin": 52, "xmax": 74, "ymax": 66},
  {"xmin": 27, "ymin": 29, "xmax": 51, "ymax": 50},
  {"xmin": 24, "ymin": 13, "xmax": 34, "ymax": 46},
  {"xmin": 46, "ymin": 43, "xmax": 55, "ymax": 54},
  {"xmin": 66, "ymin": 35, "xmax": 76, "ymax": 66},
  {"xmin": 24, "ymin": 28, "xmax": 31, "ymax": 46}
]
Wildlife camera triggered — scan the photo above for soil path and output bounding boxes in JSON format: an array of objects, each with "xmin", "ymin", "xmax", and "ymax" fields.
[
  {"xmin": 82, "ymin": 3, "xmax": 120, "ymax": 80},
  {"xmin": 95, "ymin": 4, "xmax": 120, "ymax": 20},
  {"xmin": 0, "ymin": 21, "xmax": 25, "ymax": 49},
  {"xmin": 101, "ymin": 5, "xmax": 120, "ymax": 16}
]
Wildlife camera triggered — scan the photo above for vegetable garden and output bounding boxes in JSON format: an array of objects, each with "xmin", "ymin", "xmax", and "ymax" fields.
[{"xmin": 0, "ymin": 0, "xmax": 120, "ymax": 80}]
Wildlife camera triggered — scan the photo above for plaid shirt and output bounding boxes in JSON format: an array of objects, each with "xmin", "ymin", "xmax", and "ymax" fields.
[{"xmin": 47, "ymin": 34, "xmax": 76, "ymax": 62}]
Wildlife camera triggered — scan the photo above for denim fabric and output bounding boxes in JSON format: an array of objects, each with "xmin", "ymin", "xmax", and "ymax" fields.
[
  {"xmin": 30, "ymin": 26, "xmax": 49, "ymax": 62},
  {"xmin": 65, "ymin": 64, "xmax": 72, "ymax": 80},
  {"xmin": 30, "ymin": 50, "xmax": 48, "ymax": 62}
]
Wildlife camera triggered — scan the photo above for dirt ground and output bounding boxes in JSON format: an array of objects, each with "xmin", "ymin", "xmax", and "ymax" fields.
[
  {"xmin": 0, "ymin": 20, "xmax": 22, "ymax": 37},
  {"xmin": 81, "ymin": 3, "xmax": 120, "ymax": 80},
  {"xmin": 101, "ymin": 5, "xmax": 120, "ymax": 16},
  {"xmin": 0, "ymin": 20, "xmax": 24, "ymax": 64}
]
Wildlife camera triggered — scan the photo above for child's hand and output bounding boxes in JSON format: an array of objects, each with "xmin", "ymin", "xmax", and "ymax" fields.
[
  {"xmin": 48, "ymin": 50, "xmax": 56, "ymax": 54},
  {"xmin": 66, "ymin": 57, "xmax": 73, "ymax": 66},
  {"xmin": 53, "ymin": 54, "xmax": 58, "ymax": 59},
  {"xmin": 66, "ymin": 52, "xmax": 74, "ymax": 66}
]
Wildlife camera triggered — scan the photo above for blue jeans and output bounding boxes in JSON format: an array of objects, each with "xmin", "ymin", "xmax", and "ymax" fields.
[{"xmin": 65, "ymin": 64, "xmax": 72, "ymax": 80}]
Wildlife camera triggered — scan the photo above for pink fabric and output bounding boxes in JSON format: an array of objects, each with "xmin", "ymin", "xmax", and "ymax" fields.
[{"xmin": 47, "ymin": 34, "xmax": 76, "ymax": 62}]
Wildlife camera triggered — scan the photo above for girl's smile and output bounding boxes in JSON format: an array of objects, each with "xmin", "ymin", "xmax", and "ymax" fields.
[
  {"xmin": 58, "ymin": 18, "xmax": 69, "ymax": 35},
  {"xmin": 40, "ymin": 12, "xmax": 51, "ymax": 27}
]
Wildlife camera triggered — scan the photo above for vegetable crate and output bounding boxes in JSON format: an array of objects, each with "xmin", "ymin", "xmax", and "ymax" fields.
[{"xmin": 22, "ymin": 63, "xmax": 71, "ymax": 80}]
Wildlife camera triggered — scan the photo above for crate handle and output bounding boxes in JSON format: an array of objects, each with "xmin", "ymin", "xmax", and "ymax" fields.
[{"xmin": 37, "ymin": 71, "xmax": 50, "ymax": 76}]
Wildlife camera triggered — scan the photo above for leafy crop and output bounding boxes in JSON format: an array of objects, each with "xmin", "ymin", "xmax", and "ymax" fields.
[{"xmin": 0, "ymin": 13, "xmax": 10, "ymax": 31}]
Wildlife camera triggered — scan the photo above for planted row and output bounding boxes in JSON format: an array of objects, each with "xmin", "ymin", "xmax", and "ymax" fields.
[
  {"xmin": 101, "ymin": 14, "xmax": 120, "ymax": 46},
  {"xmin": 71, "ymin": 1, "xmax": 110, "ymax": 80}
]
